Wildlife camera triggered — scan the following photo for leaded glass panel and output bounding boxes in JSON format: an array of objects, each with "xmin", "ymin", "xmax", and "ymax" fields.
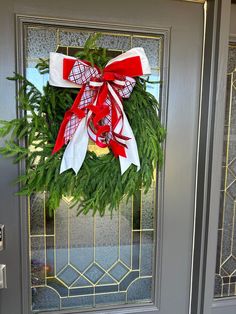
[
  {"xmin": 25, "ymin": 24, "xmax": 162, "ymax": 311},
  {"xmin": 214, "ymin": 43, "xmax": 236, "ymax": 298}
]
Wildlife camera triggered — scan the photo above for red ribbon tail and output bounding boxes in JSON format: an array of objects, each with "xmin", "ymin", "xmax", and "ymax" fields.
[
  {"xmin": 52, "ymin": 118, "xmax": 68, "ymax": 154},
  {"xmin": 113, "ymin": 131, "xmax": 130, "ymax": 141},
  {"xmin": 52, "ymin": 86, "xmax": 86, "ymax": 154},
  {"xmin": 109, "ymin": 139, "xmax": 127, "ymax": 158}
]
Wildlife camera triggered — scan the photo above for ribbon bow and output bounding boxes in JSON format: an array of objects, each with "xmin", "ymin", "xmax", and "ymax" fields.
[{"xmin": 49, "ymin": 47, "xmax": 151, "ymax": 174}]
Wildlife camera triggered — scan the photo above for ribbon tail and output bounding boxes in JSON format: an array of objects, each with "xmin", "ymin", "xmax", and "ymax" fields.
[
  {"xmin": 52, "ymin": 85, "xmax": 87, "ymax": 155},
  {"xmin": 119, "ymin": 113, "xmax": 140, "ymax": 175},
  {"xmin": 52, "ymin": 117, "xmax": 68, "ymax": 154},
  {"xmin": 107, "ymin": 83, "xmax": 140, "ymax": 174},
  {"xmin": 60, "ymin": 118, "xmax": 89, "ymax": 174}
]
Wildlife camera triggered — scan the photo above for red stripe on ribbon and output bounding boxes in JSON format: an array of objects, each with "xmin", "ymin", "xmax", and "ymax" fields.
[{"xmin": 63, "ymin": 59, "xmax": 76, "ymax": 80}]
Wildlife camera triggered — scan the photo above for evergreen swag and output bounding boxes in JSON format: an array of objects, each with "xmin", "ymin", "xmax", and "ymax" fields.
[{"xmin": 0, "ymin": 34, "xmax": 166, "ymax": 216}]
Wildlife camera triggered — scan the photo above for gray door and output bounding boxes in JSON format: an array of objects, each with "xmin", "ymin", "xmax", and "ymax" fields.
[{"xmin": 0, "ymin": 1, "xmax": 204, "ymax": 314}]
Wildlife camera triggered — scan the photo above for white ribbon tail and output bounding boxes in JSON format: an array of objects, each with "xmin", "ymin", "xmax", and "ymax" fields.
[
  {"xmin": 60, "ymin": 117, "xmax": 89, "ymax": 174},
  {"xmin": 119, "ymin": 114, "xmax": 141, "ymax": 175},
  {"xmin": 107, "ymin": 84, "xmax": 140, "ymax": 175}
]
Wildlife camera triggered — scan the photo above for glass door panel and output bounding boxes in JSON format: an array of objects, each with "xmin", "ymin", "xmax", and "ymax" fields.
[
  {"xmin": 25, "ymin": 25, "xmax": 163, "ymax": 312},
  {"xmin": 214, "ymin": 43, "xmax": 236, "ymax": 298}
]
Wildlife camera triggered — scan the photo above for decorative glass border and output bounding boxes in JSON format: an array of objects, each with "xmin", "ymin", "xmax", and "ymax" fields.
[{"xmin": 214, "ymin": 43, "xmax": 236, "ymax": 298}]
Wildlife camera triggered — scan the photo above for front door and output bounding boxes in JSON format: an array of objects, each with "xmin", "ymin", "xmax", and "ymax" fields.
[{"xmin": 0, "ymin": 1, "xmax": 204, "ymax": 314}]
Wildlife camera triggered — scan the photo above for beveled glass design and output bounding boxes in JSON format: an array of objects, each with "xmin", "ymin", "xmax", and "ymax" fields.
[
  {"xmin": 25, "ymin": 24, "xmax": 162, "ymax": 311},
  {"xmin": 214, "ymin": 43, "xmax": 236, "ymax": 298}
]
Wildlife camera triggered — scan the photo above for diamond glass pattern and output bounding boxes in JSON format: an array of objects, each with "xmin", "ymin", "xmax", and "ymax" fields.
[
  {"xmin": 222, "ymin": 256, "xmax": 236, "ymax": 276},
  {"xmin": 109, "ymin": 262, "xmax": 129, "ymax": 281},
  {"xmin": 84, "ymin": 264, "xmax": 105, "ymax": 284},
  {"xmin": 57, "ymin": 265, "xmax": 80, "ymax": 286}
]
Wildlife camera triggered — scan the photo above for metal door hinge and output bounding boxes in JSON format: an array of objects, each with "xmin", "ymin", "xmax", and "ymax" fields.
[
  {"xmin": 0, "ymin": 264, "xmax": 7, "ymax": 289},
  {"xmin": 0, "ymin": 225, "xmax": 5, "ymax": 251}
]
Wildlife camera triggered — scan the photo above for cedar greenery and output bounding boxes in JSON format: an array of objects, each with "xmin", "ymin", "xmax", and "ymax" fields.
[{"xmin": 0, "ymin": 34, "xmax": 165, "ymax": 216}]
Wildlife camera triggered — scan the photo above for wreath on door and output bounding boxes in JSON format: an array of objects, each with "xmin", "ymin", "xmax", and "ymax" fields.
[{"xmin": 0, "ymin": 34, "xmax": 165, "ymax": 216}]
